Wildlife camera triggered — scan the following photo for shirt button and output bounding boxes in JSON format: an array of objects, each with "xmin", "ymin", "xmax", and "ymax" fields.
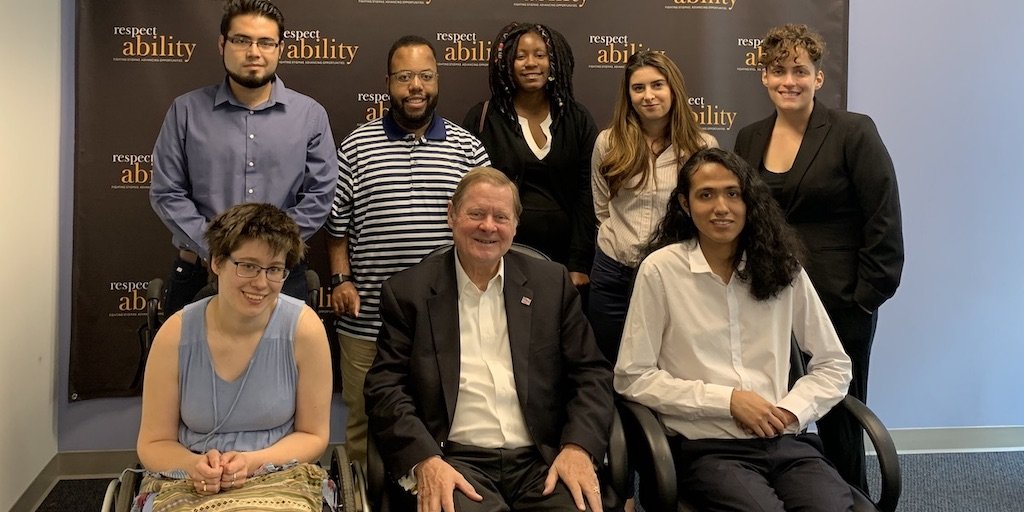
[
  {"xmin": 248, "ymin": 188, "xmax": 254, "ymax": 194},
  {"xmin": 248, "ymin": 161, "xmax": 254, "ymax": 167},
  {"xmin": 249, "ymin": 110, "xmax": 255, "ymax": 114},
  {"xmin": 249, "ymin": 134, "xmax": 255, "ymax": 139}
]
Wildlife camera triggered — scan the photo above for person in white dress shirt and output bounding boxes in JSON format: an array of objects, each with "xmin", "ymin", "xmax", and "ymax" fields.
[{"xmin": 614, "ymin": 147, "xmax": 854, "ymax": 511}]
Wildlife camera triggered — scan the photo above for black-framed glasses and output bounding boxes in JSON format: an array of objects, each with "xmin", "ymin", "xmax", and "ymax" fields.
[
  {"xmin": 389, "ymin": 70, "xmax": 438, "ymax": 84},
  {"xmin": 229, "ymin": 258, "xmax": 290, "ymax": 282},
  {"xmin": 225, "ymin": 35, "xmax": 281, "ymax": 51}
]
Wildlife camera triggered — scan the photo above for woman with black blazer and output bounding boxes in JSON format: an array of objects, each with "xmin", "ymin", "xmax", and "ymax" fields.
[{"xmin": 733, "ymin": 23, "xmax": 904, "ymax": 493}]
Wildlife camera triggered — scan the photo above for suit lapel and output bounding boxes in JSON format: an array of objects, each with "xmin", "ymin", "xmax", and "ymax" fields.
[
  {"xmin": 502, "ymin": 255, "xmax": 533, "ymax": 410},
  {"xmin": 781, "ymin": 100, "xmax": 831, "ymax": 214},
  {"xmin": 427, "ymin": 250, "xmax": 461, "ymax": 423},
  {"xmin": 746, "ymin": 114, "xmax": 775, "ymax": 171}
]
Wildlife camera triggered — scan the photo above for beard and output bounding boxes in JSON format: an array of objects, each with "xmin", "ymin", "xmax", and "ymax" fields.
[
  {"xmin": 225, "ymin": 61, "xmax": 276, "ymax": 89},
  {"xmin": 389, "ymin": 93, "xmax": 439, "ymax": 132}
]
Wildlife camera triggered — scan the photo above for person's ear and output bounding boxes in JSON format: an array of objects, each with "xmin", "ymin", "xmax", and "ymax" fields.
[
  {"xmin": 815, "ymin": 69, "xmax": 824, "ymax": 90},
  {"xmin": 679, "ymin": 195, "xmax": 690, "ymax": 217},
  {"xmin": 447, "ymin": 200, "xmax": 455, "ymax": 229}
]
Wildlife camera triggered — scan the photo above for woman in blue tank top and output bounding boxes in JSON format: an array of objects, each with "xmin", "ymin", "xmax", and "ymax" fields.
[{"xmin": 137, "ymin": 203, "xmax": 332, "ymax": 511}]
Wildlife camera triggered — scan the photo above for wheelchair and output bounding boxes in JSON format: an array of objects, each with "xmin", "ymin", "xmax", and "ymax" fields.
[
  {"xmin": 616, "ymin": 340, "xmax": 902, "ymax": 512},
  {"xmin": 100, "ymin": 445, "xmax": 369, "ymax": 512},
  {"xmin": 106, "ymin": 269, "xmax": 370, "ymax": 511}
]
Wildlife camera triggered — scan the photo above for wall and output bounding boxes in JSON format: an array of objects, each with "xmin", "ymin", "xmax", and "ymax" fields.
[
  {"xmin": 848, "ymin": 0, "xmax": 1024, "ymax": 429},
  {"xmin": 0, "ymin": 0, "xmax": 63, "ymax": 506},
  {"xmin": 56, "ymin": 0, "xmax": 1024, "ymax": 453}
]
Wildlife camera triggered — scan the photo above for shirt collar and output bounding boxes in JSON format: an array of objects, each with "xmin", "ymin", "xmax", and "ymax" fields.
[
  {"xmin": 683, "ymin": 239, "xmax": 747, "ymax": 275},
  {"xmin": 214, "ymin": 75, "xmax": 285, "ymax": 110},
  {"xmin": 454, "ymin": 249, "xmax": 505, "ymax": 296},
  {"xmin": 382, "ymin": 111, "xmax": 447, "ymax": 141}
]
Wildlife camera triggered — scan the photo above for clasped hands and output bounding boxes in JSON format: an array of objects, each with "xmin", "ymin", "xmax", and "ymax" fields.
[
  {"xmin": 190, "ymin": 449, "xmax": 250, "ymax": 496},
  {"xmin": 730, "ymin": 389, "xmax": 798, "ymax": 438},
  {"xmin": 412, "ymin": 443, "xmax": 600, "ymax": 512}
]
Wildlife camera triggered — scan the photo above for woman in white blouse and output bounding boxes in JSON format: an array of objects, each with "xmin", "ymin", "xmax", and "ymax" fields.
[{"xmin": 590, "ymin": 50, "xmax": 716, "ymax": 363}]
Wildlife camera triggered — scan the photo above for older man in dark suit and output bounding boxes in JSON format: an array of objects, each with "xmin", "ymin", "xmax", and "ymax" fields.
[{"xmin": 365, "ymin": 167, "xmax": 613, "ymax": 512}]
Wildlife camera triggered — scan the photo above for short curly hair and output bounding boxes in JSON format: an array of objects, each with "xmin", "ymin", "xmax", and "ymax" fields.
[
  {"xmin": 205, "ymin": 203, "xmax": 304, "ymax": 269},
  {"xmin": 758, "ymin": 23, "xmax": 827, "ymax": 70}
]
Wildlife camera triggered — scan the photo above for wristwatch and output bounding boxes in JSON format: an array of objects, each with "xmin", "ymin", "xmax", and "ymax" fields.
[{"xmin": 330, "ymin": 273, "xmax": 354, "ymax": 288}]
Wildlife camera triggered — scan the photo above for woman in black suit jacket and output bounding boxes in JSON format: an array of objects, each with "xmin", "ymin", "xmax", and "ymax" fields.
[{"xmin": 733, "ymin": 23, "xmax": 904, "ymax": 493}]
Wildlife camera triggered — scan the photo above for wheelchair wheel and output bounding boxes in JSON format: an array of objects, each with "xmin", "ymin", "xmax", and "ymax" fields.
[
  {"xmin": 100, "ymin": 479, "xmax": 119, "ymax": 511},
  {"xmin": 119, "ymin": 468, "xmax": 140, "ymax": 511},
  {"xmin": 331, "ymin": 447, "xmax": 357, "ymax": 510}
]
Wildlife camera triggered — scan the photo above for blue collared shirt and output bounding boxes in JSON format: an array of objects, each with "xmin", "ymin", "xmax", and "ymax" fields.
[{"xmin": 150, "ymin": 76, "xmax": 338, "ymax": 260}]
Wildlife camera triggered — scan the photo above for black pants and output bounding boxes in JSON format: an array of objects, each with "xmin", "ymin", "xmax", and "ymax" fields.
[
  {"xmin": 816, "ymin": 305, "xmax": 878, "ymax": 493},
  {"xmin": 163, "ymin": 255, "xmax": 309, "ymax": 316},
  {"xmin": 672, "ymin": 435, "xmax": 853, "ymax": 512},
  {"xmin": 587, "ymin": 248, "xmax": 637, "ymax": 365},
  {"xmin": 384, "ymin": 442, "xmax": 593, "ymax": 512}
]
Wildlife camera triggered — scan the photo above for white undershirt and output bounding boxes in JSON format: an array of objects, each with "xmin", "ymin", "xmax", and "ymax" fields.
[{"xmin": 518, "ymin": 114, "xmax": 552, "ymax": 160}]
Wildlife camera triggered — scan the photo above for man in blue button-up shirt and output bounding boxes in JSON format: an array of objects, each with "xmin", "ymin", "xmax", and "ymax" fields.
[{"xmin": 150, "ymin": 0, "xmax": 337, "ymax": 315}]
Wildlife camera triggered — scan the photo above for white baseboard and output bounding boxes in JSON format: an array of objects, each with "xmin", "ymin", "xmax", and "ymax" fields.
[{"xmin": 870, "ymin": 426, "xmax": 1024, "ymax": 454}]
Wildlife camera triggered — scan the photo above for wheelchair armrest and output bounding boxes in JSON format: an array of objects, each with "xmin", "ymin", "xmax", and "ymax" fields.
[
  {"xmin": 605, "ymin": 405, "xmax": 629, "ymax": 502},
  {"xmin": 304, "ymin": 270, "xmax": 320, "ymax": 309},
  {"xmin": 842, "ymin": 395, "xmax": 901, "ymax": 512},
  {"xmin": 617, "ymin": 400, "xmax": 677, "ymax": 511}
]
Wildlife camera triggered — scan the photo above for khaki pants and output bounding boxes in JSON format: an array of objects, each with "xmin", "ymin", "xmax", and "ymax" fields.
[{"xmin": 339, "ymin": 333, "xmax": 377, "ymax": 467}]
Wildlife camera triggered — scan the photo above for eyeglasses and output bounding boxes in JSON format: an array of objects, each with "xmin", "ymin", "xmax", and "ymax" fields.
[
  {"xmin": 225, "ymin": 35, "xmax": 281, "ymax": 51},
  {"xmin": 229, "ymin": 258, "xmax": 290, "ymax": 282},
  {"xmin": 389, "ymin": 70, "xmax": 438, "ymax": 84}
]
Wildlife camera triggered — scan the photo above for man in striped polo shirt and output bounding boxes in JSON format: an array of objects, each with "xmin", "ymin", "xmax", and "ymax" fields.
[{"xmin": 326, "ymin": 35, "xmax": 490, "ymax": 466}]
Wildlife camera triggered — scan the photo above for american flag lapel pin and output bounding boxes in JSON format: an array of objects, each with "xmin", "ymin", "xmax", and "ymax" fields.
[{"xmin": 521, "ymin": 296, "xmax": 532, "ymax": 306}]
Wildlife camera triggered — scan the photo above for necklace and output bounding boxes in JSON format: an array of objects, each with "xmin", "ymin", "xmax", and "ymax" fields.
[{"xmin": 648, "ymin": 136, "xmax": 668, "ymax": 157}]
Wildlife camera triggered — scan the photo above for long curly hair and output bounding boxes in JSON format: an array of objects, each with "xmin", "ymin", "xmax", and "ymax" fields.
[
  {"xmin": 599, "ymin": 51, "xmax": 710, "ymax": 198},
  {"xmin": 647, "ymin": 148, "xmax": 802, "ymax": 300},
  {"xmin": 487, "ymin": 21, "xmax": 575, "ymax": 124}
]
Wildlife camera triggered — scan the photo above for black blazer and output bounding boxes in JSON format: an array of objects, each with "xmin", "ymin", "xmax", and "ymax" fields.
[
  {"xmin": 734, "ymin": 100, "xmax": 904, "ymax": 312},
  {"xmin": 365, "ymin": 248, "xmax": 613, "ymax": 478}
]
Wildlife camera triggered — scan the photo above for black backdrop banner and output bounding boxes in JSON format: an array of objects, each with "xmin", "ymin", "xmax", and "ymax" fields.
[{"xmin": 71, "ymin": 0, "xmax": 849, "ymax": 400}]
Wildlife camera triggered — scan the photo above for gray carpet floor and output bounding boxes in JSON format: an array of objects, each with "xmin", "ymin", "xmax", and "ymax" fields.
[
  {"xmin": 34, "ymin": 452, "xmax": 1024, "ymax": 511},
  {"xmin": 866, "ymin": 451, "xmax": 1024, "ymax": 512}
]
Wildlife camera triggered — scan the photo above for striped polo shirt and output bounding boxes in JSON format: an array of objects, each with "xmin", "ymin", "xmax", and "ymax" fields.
[{"xmin": 327, "ymin": 113, "xmax": 490, "ymax": 340}]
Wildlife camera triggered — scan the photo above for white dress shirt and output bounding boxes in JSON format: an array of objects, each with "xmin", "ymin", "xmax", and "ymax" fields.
[
  {"xmin": 613, "ymin": 240, "xmax": 852, "ymax": 440},
  {"xmin": 448, "ymin": 252, "xmax": 533, "ymax": 448}
]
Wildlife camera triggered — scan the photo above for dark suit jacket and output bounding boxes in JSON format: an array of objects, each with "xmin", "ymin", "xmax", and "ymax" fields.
[
  {"xmin": 734, "ymin": 100, "xmax": 904, "ymax": 312},
  {"xmin": 365, "ymin": 248, "xmax": 614, "ymax": 478}
]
